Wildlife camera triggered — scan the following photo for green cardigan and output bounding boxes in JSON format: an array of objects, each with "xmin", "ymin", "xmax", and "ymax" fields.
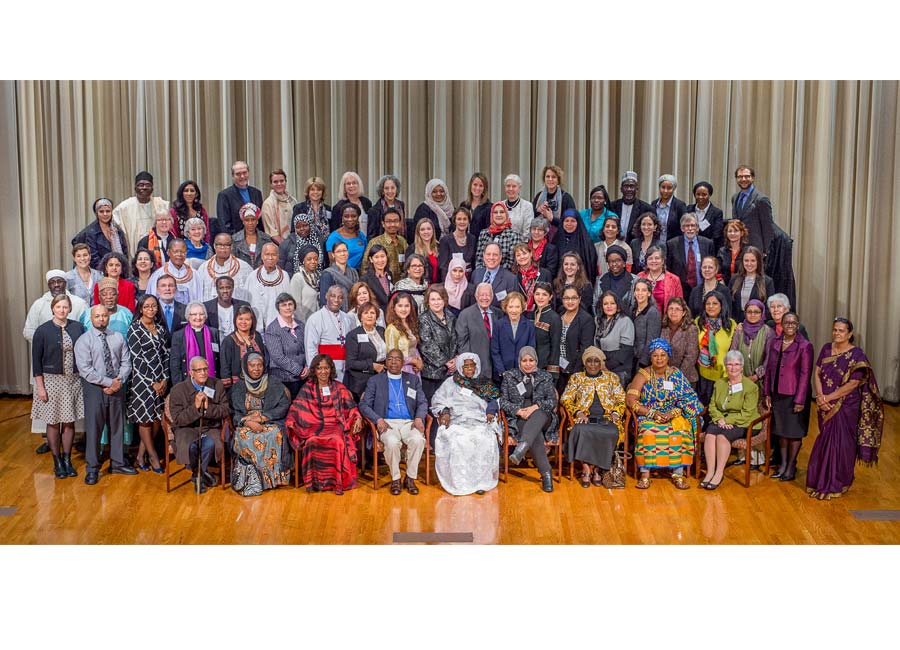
[{"xmin": 709, "ymin": 376, "xmax": 760, "ymax": 429}]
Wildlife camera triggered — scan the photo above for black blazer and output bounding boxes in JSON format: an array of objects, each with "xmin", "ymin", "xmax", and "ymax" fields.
[
  {"xmin": 728, "ymin": 274, "xmax": 776, "ymax": 322},
  {"xmin": 203, "ymin": 298, "xmax": 251, "ymax": 333},
  {"xmin": 446, "ymin": 285, "xmax": 476, "ymax": 317},
  {"xmin": 72, "ymin": 220, "xmax": 130, "ymax": 270},
  {"xmin": 330, "ymin": 197, "xmax": 372, "ymax": 232},
  {"xmin": 215, "ymin": 184, "xmax": 264, "ymax": 235},
  {"xmin": 32, "ymin": 319, "xmax": 85, "ymax": 376},
  {"xmin": 534, "ymin": 307, "xmax": 562, "ymax": 373},
  {"xmin": 560, "ymin": 309, "xmax": 596, "ymax": 374},
  {"xmin": 536, "ymin": 241, "xmax": 559, "ymax": 279},
  {"xmin": 359, "ymin": 371, "xmax": 428, "ymax": 423},
  {"xmin": 360, "ymin": 268, "xmax": 393, "ymax": 312},
  {"xmin": 219, "ymin": 331, "xmax": 267, "ymax": 384},
  {"xmin": 629, "ymin": 237, "xmax": 668, "ymax": 275},
  {"xmin": 169, "ymin": 326, "xmax": 221, "ymax": 386},
  {"xmin": 367, "ymin": 199, "xmax": 406, "ymax": 240},
  {"xmin": 466, "ymin": 202, "xmax": 492, "ymax": 234},
  {"xmin": 665, "ymin": 235, "xmax": 716, "ymax": 297},
  {"xmin": 717, "ymin": 244, "xmax": 749, "ymax": 288},
  {"xmin": 159, "ymin": 300, "xmax": 188, "ymax": 346},
  {"xmin": 685, "ymin": 202, "xmax": 725, "ymax": 251},
  {"xmin": 651, "ymin": 196, "xmax": 688, "ymax": 241},
  {"xmin": 610, "ymin": 198, "xmax": 655, "ymax": 240},
  {"xmin": 730, "ymin": 188, "xmax": 775, "ymax": 255},
  {"xmin": 345, "ymin": 325, "xmax": 386, "ymax": 396}
]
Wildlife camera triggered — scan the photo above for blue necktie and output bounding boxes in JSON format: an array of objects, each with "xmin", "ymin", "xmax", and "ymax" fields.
[
  {"xmin": 164, "ymin": 304, "xmax": 173, "ymax": 330},
  {"xmin": 737, "ymin": 193, "xmax": 746, "ymax": 212}
]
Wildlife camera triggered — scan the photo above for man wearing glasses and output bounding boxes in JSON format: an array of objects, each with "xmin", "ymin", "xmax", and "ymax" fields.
[{"xmin": 730, "ymin": 165, "xmax": 775, "ymax": 256}]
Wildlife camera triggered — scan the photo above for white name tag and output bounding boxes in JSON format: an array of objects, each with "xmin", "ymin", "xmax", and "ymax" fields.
[
  {"xmin": 730, "ymin": 383, "xmax": 743, "ymax": 394},
  {"xmin": 249, "ymin": 243, "xmax": 256, "ymax": 253},
  {"xmin": 406, "ymin": 387, "xmax": 416, "ymax": 399},
  {"xmin": 202, "ymin": 386, "xmax": 215, "ymax": 398},
  {"xmin": 496, "ymin": 290, "xmax": 508, "ymax": 301},
  {"xmin": 559, "ymin": 358, "xmax": 570, "ymax": 370},
  {"xmin": 662, "ymin": 381, "xmax": 675, "ymax": 391},
  {"xmin": 211, "ymin": 342, "xmax": 219, "ymax": 353},
  {"xmin": 698, "ymin": 218, "xmax": 711, "ymax": 230},
  {"xmin": 460, "ymin": 388, "xmax": 473, "ymax": 397},
  {"xmin": 516, "ymin": 382, "xmax": 527, "ymax": 395},
  {"xmin": 357, "ymin": 334, "xmax": 369, "ymax": 343},
  {"xmin": 321, "ymin": 386, "xmax": 331, "ymax": 396},
  {"xmin": 398, "ymin": 254, "xmax": 405, "ymax": 263}
]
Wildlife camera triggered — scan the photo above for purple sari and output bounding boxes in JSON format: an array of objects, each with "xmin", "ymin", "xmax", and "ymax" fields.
[{"xmin": 806, "ymin": 345, "xmax": 883, "ymax": 499}]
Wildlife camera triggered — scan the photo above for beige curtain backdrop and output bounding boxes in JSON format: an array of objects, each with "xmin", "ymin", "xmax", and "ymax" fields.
[{"xmin": 3, "ymin": 80, "xmax": 898, "ymax": 400}]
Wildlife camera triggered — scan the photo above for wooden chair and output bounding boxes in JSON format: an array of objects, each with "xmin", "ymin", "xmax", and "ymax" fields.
[
  {"xmin": 365, "ymin": 414, "xmax": 432, "ymax": 489},
  {"xmin": 624, "ymin": 406, "xmax": 704, "ymax": 480},
  {"xmin": 161, "ymin": 395, "xmax": 230, "ymax": 493},
  {"xmin": 694, "ymin": 410, "xmax": 773, "ymax": 487},
  {"xmin": 500, "ymin": 405, "xmax": 568, "ymax": 484}
]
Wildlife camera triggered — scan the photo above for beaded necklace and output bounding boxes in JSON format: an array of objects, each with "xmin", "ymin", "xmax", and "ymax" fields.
[
  {"xmin": 256, "ymin": 266, "xmax": 284, "ymax": 288},
  {"xmin": 207, "ymin": 256, "xmax": 240, "ymax": 279}
]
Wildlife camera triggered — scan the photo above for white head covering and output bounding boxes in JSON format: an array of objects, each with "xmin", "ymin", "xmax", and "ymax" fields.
[
  {"xmin": 424, "ymin": 178, "xmax": 454, "ymax": 234},
  {"xmin": 46, "ymin": 269, "xmax": 66, "ymax": 282},
  {"xmin": 455, "ymin": 352, "xmax": 481, "ymax": 378}
]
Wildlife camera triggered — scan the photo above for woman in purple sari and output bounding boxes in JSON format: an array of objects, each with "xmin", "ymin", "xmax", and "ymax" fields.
[{"xmin": 807, "ymin": 317, "xmax": 884, "ymax": 500}]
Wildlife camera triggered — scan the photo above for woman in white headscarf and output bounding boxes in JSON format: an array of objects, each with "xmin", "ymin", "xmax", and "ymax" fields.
[
  {"xmin": 413, "ymin": 178, "xmax": 454, "ymax": 238},
  {"xmin": 431, "ymin": 352, "xmax": 501, "ymax": 495}
]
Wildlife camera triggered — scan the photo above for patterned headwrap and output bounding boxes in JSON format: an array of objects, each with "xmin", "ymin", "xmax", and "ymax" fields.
[
  {"xmin": 291, "ymin": 212, "xmax": 323, "ymax": 271},
  {"xmin": 452, "ymin": 352, "xmax": 500, "ymax": 403},
  {"xmin": 92, "ymin": 198, "xmax": 113, "ymax": 214},
  {"xmin": 648, "ymin": 338, "xmax": 672, "ymax": 357}
]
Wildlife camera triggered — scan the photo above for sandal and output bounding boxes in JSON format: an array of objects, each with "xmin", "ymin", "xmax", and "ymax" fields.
[
  {"xmin": 591, "ymin": 469, "xmax": 604, "ymax": 487},
  {"xmin": 671, "ymin": 475, "xmax": 690, "ymax": 490},
  {"xmin": 636, "ymin": 476, "xmax": 651, "ymax": 489}
]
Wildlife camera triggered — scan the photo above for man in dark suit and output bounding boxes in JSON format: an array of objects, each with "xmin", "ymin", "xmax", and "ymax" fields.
[
  {"xmin": 730, "ymin": 164, "xmax": 775, "ymax": 256},
  {"xmin": 455, "ymin": 283, "xmax": 496, "ymax": 380},
  {"xmin": 470, "ymin": 243, "xmax": 518, "ymax": 308},
  {"xmin": 168, "ymin": 356, "xmax": 230, "ymax": 494},
  {"xmin": 610, "ymin": 171, "xmax": 654, "ymax": 240},
  {"xmin": 215, "ymin": 160, "xmax": 264, "ymax": 236},
  {"xmin": 359, "ymin": 349, "xmax": 428, "ymax": 496},
  {"xmin": 203, "ymin": 276, "xmax": 250, "ymax": 339},
  {"xmin": 666, "ymin": 213, "xmax": 715, "ymax": 297},
  {"xmin": 156, "ymin": 274, "xmax": 187, "ymax": 346}
]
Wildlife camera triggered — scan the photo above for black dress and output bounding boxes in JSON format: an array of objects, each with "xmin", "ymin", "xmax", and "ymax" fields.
[{"xmin": 565, "ymin": 393, "xmax": 618, "ymax": 469}]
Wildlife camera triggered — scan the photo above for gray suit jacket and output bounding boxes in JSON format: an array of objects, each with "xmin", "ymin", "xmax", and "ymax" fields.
[
  {"xmin": 730, "ymin": 187, "xmax": 774, "ymax": 255},
  {"xmin": 455, "ymin": 303, "xmax": 495, "ymax": 379}
]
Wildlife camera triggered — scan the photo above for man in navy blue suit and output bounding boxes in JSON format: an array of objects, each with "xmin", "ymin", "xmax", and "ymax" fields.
[{"xmin": 359, "ymin": 349, "xmax": 428, "ymax": 495}]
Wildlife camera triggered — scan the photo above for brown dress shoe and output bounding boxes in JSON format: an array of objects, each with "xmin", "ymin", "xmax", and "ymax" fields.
[
  {"xmin": 405, "ymin": 476, "xmax": 419, "ymax": 495},
  {"xmin": 390, "ymin": 479, "xmax": 402, "ymax": 495}
]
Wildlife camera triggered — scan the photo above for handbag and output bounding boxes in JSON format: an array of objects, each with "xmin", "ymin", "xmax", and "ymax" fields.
[
  {"xmin": 231, "ymin": 458, "xmax": 263, "ymax": 497},
  {"xmin": 602, "ymin": 449, "xmax": 631, "ymax": 489}
]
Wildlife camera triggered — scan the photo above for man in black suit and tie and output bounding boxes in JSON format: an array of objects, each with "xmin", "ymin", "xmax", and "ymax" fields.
[
  {"xmin": 359, "ymin": 349, "xmax": 428, "ymax": 496},
  {"xmin": 156, "ymin": 274, "xmax": 187, "ymax": 346},
  {"xmin": 666, "ymin": 213, "xmax": 715, "ymax": 298},
  {"xmin": 610, "ymin": 171, "xmax": 655, "ymax": 240},
  {"xmin": 471, "ymin": 243, "xmax": 518, "ymax": 308},
  {"xmin": 203, "ymin": 276, "xmax": 251, "ymax": 340},
  {"xmin": 215, "ymin": 160, "xmax": 264, "ymax": 236},
  {"xmin": 730, "ymin": 165, "xmax": 775, "ymax": 256}
]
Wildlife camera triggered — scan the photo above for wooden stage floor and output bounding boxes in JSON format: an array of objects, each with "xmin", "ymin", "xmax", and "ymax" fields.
[{"xmin": 0, "ymin": 396, "xmax": 897, "ymax": 545}]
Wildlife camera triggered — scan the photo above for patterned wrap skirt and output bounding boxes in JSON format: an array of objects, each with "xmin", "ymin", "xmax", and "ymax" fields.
[{"xmin": 635, "ymin": 415, "xmax": 694, "ymax": 469}]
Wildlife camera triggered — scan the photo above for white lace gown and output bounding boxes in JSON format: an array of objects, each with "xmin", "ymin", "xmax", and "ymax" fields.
[{"xmin": 431, "ymin": 377, "xmax": 500, "ymax": 496}]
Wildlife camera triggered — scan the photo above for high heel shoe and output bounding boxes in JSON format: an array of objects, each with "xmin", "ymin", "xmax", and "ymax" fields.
[
  {"xmin": 705, "ymin": 476, "xmax": 723, "ymax": 490},
  {"xmin": 151, "ymin": 462, "xmax": 164, "ymax": 474},
  {"xmin": 771, "ymin": 467, "xmax": 786, "ymax": 479},
  {"xmin": 780, "ymin": 468, "xmax": 797, "ymax": 482},
  {"xmin": 509, "ymin": 440, "xmax": 530, "ymax": 466}
]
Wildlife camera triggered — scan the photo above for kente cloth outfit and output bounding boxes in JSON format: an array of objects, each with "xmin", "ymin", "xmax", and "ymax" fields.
[
  {"xmin": 561, "ymin": 358, "xmax": 626, "ymax": 470},
  {"xmin": 806, "ymin": 344, "xmax": 884, "ymax": 499},
  {"xmin": 230, "ymin": 353, "xmax": 293, "ymax": 494},
  {"xmin": 631, "ymin": 339, "xmax": 702, "ymax": 469},
  {"xmin": 430, "ymin": 353, "xmax": 501, "ymax": 495},
  {"xmin": 285, "ymin": 378, "xmax": 361, "ymax": 493}
]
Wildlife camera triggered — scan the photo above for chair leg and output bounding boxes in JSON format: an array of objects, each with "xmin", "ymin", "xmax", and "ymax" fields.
[
  {"xmin": 294, "ymin": 448, "xmax": 299, "ymax": 488},
  {"xmin": 373, "ymin": 444, "xmax": 379, "ymax": 490}
]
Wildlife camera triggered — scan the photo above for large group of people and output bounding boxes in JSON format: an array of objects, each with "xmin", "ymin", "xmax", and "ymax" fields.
[{"xmin": 24, "ymin": 161, "xmax": 885, "ymax": 501}]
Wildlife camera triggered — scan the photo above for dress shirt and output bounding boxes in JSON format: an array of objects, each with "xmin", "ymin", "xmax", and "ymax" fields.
[{"xmin": 74, "ymin": 327, "xmax": 132, "ymax": 387}]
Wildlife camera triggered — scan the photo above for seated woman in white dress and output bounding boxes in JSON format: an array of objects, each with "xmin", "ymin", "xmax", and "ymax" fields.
[{"xmin": 431, "ymin": 352, "xmax": 501, "ymax": 496}]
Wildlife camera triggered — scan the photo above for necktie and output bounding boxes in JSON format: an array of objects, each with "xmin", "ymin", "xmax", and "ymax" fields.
[
  {"xmin": 483, "ymin": 309, "xmax": 492, "ymax": 337},
  {"xmin": 686, "ymin": 239, "xmax": 697, "ymax": 288},
  {"xmin": 737, "ymin": 193, "xmax": 746, "ymax": 213},
  {"xmin": 164, "ymin": 304, "xmax": 173, "ymax": 329},
  {"xmin": 99, "ymin": 331, "xmax": 116, "ymax": 378}
]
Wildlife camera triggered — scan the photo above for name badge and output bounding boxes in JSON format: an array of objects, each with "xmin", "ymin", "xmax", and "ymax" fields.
[
  {"xmin": 249, "ymin": 243, "xmax": 257, "ymax": 253},
  {"xmin": 211, "ymin": 342, "xmax": 219, "ymax": 353},
  {"xmin": 406, "ymin": 387, "xmax": 416, "ymax": 399},
  {"xmin": 730, "ymin": 383, "xmax": 743, "ymax": 394},
  {"xmin": 398, "ymin": 254, "xmax": 406, "ymax": 263},
  {"xmin": 496, "ymin": 290, "xmax": 508, "ymax": 301},
  {"xmin": 460, "ymin": 388, "xmax": 473, "ymax": 397},
  {"xmin": 516, "ymin": 382, "xmax": 527, "ymax": 395},
  {"xmin": 357, "ymin": 334, "xmax": 369, "ymax": 343},
  {"xmin": 321, "ymin": 386, "xmax": 331, "ymax": 396},
  {"xmin": 559, "ymin": 358, "xmax": 570, "ymax": 370},
  {"xmin": 698, "ymin": 218, "xmax": 711, "ymax": 230},
  {"xmin": 662, "ymin": 381, "xmax": 675, "ymax": 391},
  {"xmin": 202, "ymin": 386, "xmax": 216, "ymax": 398}
]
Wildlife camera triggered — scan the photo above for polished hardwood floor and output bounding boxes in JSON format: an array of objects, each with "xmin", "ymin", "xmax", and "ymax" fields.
[{"xmin": 0, "ymin": 395, "xmax": 897, "ymax": 544}]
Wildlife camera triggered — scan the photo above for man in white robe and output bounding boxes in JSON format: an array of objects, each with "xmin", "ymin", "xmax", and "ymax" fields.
[
  {"xmin": 199, "ymin": 233, "xmax": 253, "ymax": 302},
  {"xmin": 243, "ymin": 242, "xmax": 290, "ymax": 331},
  {"xmin": 112, "ymin": 171, "xmax": 169, "ymax": 255},
  {"xmin": 304, "ymin": 285, "xmax": 355, "ymax": 382},
  {"xmin": 148, "ymin": 239, "xmax": 204, "ymax": 305}
]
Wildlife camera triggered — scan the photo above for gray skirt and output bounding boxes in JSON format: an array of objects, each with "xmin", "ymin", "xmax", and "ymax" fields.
[{"xmin": 565, "ymin": 421, "xmax": 618, "ymax": 469}]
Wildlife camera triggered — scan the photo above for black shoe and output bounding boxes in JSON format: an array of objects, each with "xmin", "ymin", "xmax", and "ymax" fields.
[
  {"xmin": 771, "ymin": 467, "xmax": 786, "ymax": 479},
  {"xmin": 52, "ymin": 454, "xmax": 67, "ymax": 479},
  {"xmin": 36, "ymin": 442, "xmax": 51, "ymax": 455},
  {"xmin": 509, "ymin": 441, "xmax": 530, "ymax": 466},
  {"xmin": 731, "ymin": 458, "xmax": 746, "ymax": 467},
  {"xmin": 780, "ymin": 467, "xmax": 797, "ymax": 482},
  {"xmin": 475, "ymin": 490, "xmax": 486, "ymax": 495},
  {"xmin": 84, "ymin": 471, "xmax": 99, "ymax": 485},
  {"xmin": 109, "ymin": 465, "xmax": 138, "ymax": 476},
  {"xmin": 201, "ymin": 471, "xmax": 217, "ymax": 488},
  {"xmin": 62, "ymin": 453, "xmax": 77, "ymax": 478},
  {"xmin": 192, "ymin": 476, "xmax": 207, "ymax": 494},
  {"xmin": 540, "ymin": 471, "xmax": 554, "ymax": 493}
]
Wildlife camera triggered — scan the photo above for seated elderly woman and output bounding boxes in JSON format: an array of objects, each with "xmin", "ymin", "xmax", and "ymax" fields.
[
  {"xmin": 431, "ymin": 353, "xmax": 501, "ymax": 496},
  {"xmin": 700, "ymin": 350, "xmax": 761, "ymax": 490},
  {"xmin": 285, "ymin": 354, "xmax": 363, "ymax": 495},
  {"xmin": 561, "ymin": 347, "xmax": 626, "ymax": 488},
  {"xmin": 499, "ymin": 346, "xmax": 560, "ymax": 493},
  {"xmin": 230, "ymin": 352, "xmax": 293, "ymax": 496},
  {"xmin": 626, "ymin": 338, "xmax": 702, "ymax": 490}
]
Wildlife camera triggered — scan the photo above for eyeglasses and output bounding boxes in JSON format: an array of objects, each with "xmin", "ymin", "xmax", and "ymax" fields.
[
  {"xmin": 191, "ymin": 366, "xmax": 209, "ymax": 372},
  {"xmin": 744, "ymin": 309, "xmax": 762, "ymax": 315}
]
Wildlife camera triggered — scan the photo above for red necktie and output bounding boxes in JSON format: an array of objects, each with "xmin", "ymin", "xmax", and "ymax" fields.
[
  {"xmin": 686, "ymin": 240, "xmax": 697, "ymax": 288},
  {"xmin": 483, "ymin": 309, "xmax": 492, "ymax": 337}
]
